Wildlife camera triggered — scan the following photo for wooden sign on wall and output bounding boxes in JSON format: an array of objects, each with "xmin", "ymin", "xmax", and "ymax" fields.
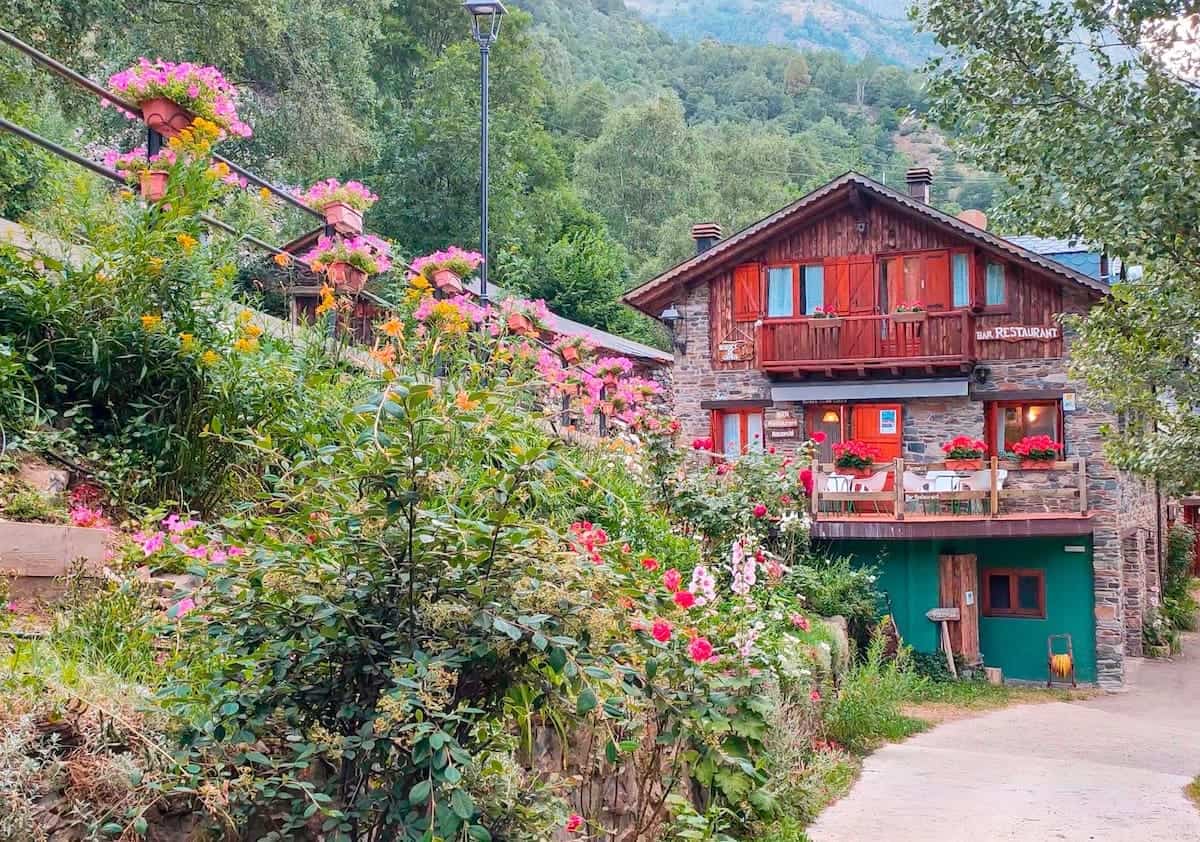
[
  {"xmin": 717, "ymin": 339, "xmax": 755, "ymax": 362},
  {"xmin": 975, "ymin": 324, "xmax": 1060, "ymax": 342}
]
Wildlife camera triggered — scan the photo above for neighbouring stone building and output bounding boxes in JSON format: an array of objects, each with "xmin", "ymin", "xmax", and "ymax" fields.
[{"xmin": 623, "ymin": 169, "xmax": 1163, "ymax": 687}]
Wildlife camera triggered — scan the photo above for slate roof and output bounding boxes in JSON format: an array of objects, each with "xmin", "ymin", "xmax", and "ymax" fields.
[
  {"xmin": 622, "ymin": 171, "xmax": 1110, "ymax": 313},
  {"xmin": 1005, "ymin": 235, "xmax": 1093, "ymax": 255}
]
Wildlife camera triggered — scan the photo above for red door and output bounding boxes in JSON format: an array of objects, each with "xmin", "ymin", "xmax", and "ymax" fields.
[{"xmin": 850, "ymin": 403, "xmax": 902, "ymax": 513}]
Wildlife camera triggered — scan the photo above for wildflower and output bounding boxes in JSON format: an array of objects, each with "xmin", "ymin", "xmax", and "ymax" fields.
[
  {"xmin": 273, "ymin": 252, "xmax": 292, "ymax": 267},
  {"xmin": 179, "ymin": 332, "xmax": 195, "ymax": 351},
  {"xmin": 790, "ymin": 613, "xmax": 811, "ymax": 632},
  {"xmin": 811, "ymin": 431, "xmax": 827, "ymax": 443},
  {"xmin": 315, "ymin": 284, "xmax": 337, "ymax": 317},
  {"xmin": 233, "ymin": 336, "xmax": 259, "ymax": 353},
  {"xmin": 673, "ymin": 590, "xmax": 696, "ymax": 610},
  {"xmin": 227, "ymin": 545, "xmax": 246, "ymax": 556},
  {"xmin": 237, "ymin": 309, "xmax": 253, "ymax": 325},
  {"xmin": 688, "ymin": 637, "xmax": 715, "ymax": 663},
  {"xmin": 651, "ymin": 619, "xmax": 672, "ymax": 642},
  {"xmin": 140, "ymin": 313, "xmax": 162, "ymax": 331},
  {"xmin": 641, "ymin": 557, "xmax": 659, "ymax": 571},
  {"xmin": 119, "ymin": 188, "xmax": 134, "ymax": 200},
  {"xmin": 753, "ymin": 503, "xmax": 768, "ymax": 518},
  {"xmin": 565, "ymin": 815, "xmax": 583, "ymax": 833},
  {"xmin": 260, "ymin": 186, "xmax": 272, "ymax": 201},
  {"xmin": 175, "ymin": 232, "xmax": 198, "ymax": 252},
  {"xmin": 379, "ymin": 316, "xmax": 404, "ymax": 337},
  {"xmin": 147, "ymin": 257, "xmax": 163, "ymax": 274},
  {"xmin": 663, "ymin": 568, "xmax": 682, "ymax": 593},
  {"xmin": 243, "ymin": 323, "xmax": 264, "ymax": 338},
  {"xmin": 455, "ymin": 391, "xmax": 479, "ymax": 411},
  {"xmin": 141, "ymin": 531, "xmax": 165, "ymax": 556},
  {"xmin": 370, "ymin": 345, "xmax": 397, "ymax": 366},
  {"xmin": 716, "ymin": 462, "xmax": 730, "ymax": 475},
  {"xmin": 201, "ymin": 350, "xmax": 221, "ymax": 366},
  {"xmin": 621, "ymin": 543, "xmax": 631, "ymax": 554},
  {"xmin": 689, "ymin": 564, "xmax": 717, "ymax": 604},
  {"xmin": 810, "ymin": 688, "xmax": 822, "ymax": 703}
]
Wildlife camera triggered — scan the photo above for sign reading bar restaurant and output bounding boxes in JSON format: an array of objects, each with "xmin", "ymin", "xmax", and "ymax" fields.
[{"xmin": 975, "ymin": 324, "xmax": 1061, "ymax": 342}]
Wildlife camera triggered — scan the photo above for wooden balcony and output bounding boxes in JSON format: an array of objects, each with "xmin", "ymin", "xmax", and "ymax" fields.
[
  {"xmin": 759, "ymin": 310, "xmax": 974, "ymax": 376},
  {"xmin": 809, "ymin": 457, "xmax": 1093, "ymax": 541}
]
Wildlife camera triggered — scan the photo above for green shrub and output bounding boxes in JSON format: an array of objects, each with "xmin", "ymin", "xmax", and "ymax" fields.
[
  {"xmin": 821, "ymin": 630, "xmax": 925, "ymax": 752},
  {"xmin": 789, "ymin": 553, "xmax": 881, "ymax": 639},
  {"xmin": 1162, "ymin": 523, "xmax": 1198, "ymax": 630}
]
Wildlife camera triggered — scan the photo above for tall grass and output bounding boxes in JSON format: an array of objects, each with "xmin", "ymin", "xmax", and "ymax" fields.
[{"xmin": 821, "ymin": 632, "xmax": 926, "ymax": 751}]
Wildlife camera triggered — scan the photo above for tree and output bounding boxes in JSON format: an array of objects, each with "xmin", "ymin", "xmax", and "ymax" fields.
[{"xmin": 917, "ymin": 1, "xmax": 1200, "ymax": 491}]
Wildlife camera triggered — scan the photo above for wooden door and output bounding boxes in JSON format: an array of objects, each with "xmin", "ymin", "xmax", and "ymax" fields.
[
  {"xmin": 924, "ymin": 252, "xmax": 951, "ymax": 311},
  {"xmin": 850, "ymin": 404, "xmax": 903, "ymax": 461},
  {"xmin": 939, "ymin": 554, "xmax": 981, "ymax": 664}
]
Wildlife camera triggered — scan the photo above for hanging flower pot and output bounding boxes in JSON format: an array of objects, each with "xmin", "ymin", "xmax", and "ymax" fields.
[
  {"xmin": 326, "ymin": 261, "xmax": 368, "ymax": 293},
  {"xmin": 432, "ymin": 268, "xmax": 464, "ymax": 294},
  {"xmin": 140, "ymin": 97, "xmax": 196, "ymax": 139},
  {"xmin": 139, "ymin": 170, "xmax": 169, "ymax": 202},
  {"xmin": 892, "ymin": 310, "xmax": 927, "ymax": 324},
  {"xmin": 944, "ymin": 459, "xmax": 983, "ymax": 471},
  {"xmin": 560, "ymin": 381, "xmax": 581, "ymax": 396},
  {"xmin": 507, "ymin": 312, "xmax": 534, "ymax": 335},
  {"xmin": 322, "ymin": 201, "xmax": 364, "ymax": 235}
]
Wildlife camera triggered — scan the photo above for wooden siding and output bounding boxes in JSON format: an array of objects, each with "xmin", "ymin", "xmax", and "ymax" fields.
[{"xmin": 705, "ymin": 202, "xmax": 1070, "ymax": 371}]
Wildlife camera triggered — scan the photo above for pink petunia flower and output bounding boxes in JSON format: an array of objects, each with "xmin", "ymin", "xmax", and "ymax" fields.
[
  {"xmin": 170, "ymin": 597, "xmax": 196, "ymax": 618},
  {"xmin": 141, "ymin": 531, "xmax": 165, "ymax": 556}
]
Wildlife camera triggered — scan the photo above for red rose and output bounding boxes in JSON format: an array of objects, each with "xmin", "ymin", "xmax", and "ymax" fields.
[
  {"xmin": 566, "ymin": 814, "xmax": 583, "ymax": 833},
  {"xmin": 799, "ymin": 468, "xmax": 814, "ymax": 495},
  {"xmin": 651, "ymin": 619, "xmax": 672, "ymax": 642},
  {"xmin": 811, "ymin": 431, "xmax": 827, "ymax": 443},
  {"xmin": 673, "ymin": 590, "xmax": 696, "ymax": 610}
]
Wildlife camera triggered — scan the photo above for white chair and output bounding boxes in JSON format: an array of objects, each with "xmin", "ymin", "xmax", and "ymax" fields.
[
  {"xmin": 851, "ymin": 470, "xmax": 890, "ymax": 493},
  {"xmin": 903, "ymin": 471, "xmax": 932, "ymax": 493},
  {"xmin": 960, "ymin": 469, "xmax": 1008, "ymax": 492}
]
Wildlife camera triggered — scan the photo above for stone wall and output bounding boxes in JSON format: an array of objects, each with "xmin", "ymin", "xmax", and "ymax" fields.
[{"xmin": 667, "ymin": 280, "xmax": 1163, "ymax": 687}]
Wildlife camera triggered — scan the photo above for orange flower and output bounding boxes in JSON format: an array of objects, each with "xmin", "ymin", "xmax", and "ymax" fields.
[
  {"xmin": 370, "ymin": 345, "xmax": 397, "ymax": 366},
  {"xmin": 379, "ymin": 316, "xmax": 404, "ymax": 338},
  {"xmin": 454, "ymin": 391, "xmax": 479, "ymax": 411},
  {"xmin": 273, "ymin": 252, "xmax": 292, "ymax": 268},
  {"xmin": 259, "ymin": 186, "xmax": 272, "ymax": 201}
]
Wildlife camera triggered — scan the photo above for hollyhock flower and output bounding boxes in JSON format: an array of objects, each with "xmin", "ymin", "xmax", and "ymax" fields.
[
  {"xmin": 799, "ymin": 468, "xmax": 814, "ymax": 495},
  {"xmin": 790, "ymin": 613, "xmax": 811, "ymax": 631},
  {"xmin": 810, "ymin": 688, "xmax": 822, "ymax": 702},
  {"xmin": 673, "ymin": 590, "xmax": 696, "ymax": 610},
  {"xmin": 566, "ymin": 815, "xmax": 583, "ymax": 833},
  {"xmin": 621, "ymin": 543, "xmax": 631, "ymax": 554},
  {"xmin": 209, "ymin": 548, "xmax": 228, "ymax": 564},
  {"xmin": 641, "ymin": 557, "xmax": 659, "ymax": 571},
  {"xmin": 765, "ymin": 560, "xmax": 784, "ymax": 580},
  {"xmin": 689, "ymin": 565, "xmax": 717, "ymax": 604},
  {"xmin": 729, "ymin": 544, "xmax": 756, "ymax": 596},
  {"xmin": 811, "ymin": 431, "xmax": 827, "ymax": 443},
  {"xmin": 651, "ymin": 619, "xmax": 672, "ymax": 642},
  {"xmin": 753, "ymin": 503, "xmax": 768, "ymax": 518},
  {"xmin": 688, "ymin": 637, "xmax": 714, "ymax": 663},
  {"xmin": 663, "ymin": 568, "xmax": 682, "ymax": 592}
]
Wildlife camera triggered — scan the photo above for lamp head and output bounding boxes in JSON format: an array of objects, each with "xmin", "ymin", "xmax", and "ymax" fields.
[
  {"xmin": 659, "ymin": 304, "xmax": 686, "ymax": 353},
  {"xmin": 463, "ymin": 0, "xmax": 507, "ymax": 45}
]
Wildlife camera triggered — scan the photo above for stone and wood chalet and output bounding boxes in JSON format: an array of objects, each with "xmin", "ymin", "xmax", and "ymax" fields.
[{"xmin": 622, "ymin": 169, "xmax": 1164, "ymax": 687}]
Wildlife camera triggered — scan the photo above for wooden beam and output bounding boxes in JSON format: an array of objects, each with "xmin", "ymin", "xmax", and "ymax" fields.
[
  {"xmin": 989, "ymin": 456, "xmax": 1000, "ymax": 516},
  {"xmin": 812, "ymin": 514, "xmax": 1095, "ymax": 541},
  {"xmin": 894, "ymin": 456, "xmax": 905, "ymax": 521}
]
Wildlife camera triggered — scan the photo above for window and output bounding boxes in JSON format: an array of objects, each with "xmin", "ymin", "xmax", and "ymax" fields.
[
  {"xmin": 987, "ymin": 400, "xmax": 1062, "ymax": 455},
  {"xmin": 803, "ymin": 265, "xmax": 824, "ymax": 314},
  {"xmin": 985, "ymin": 261, "xmax": 1007, "ymax": 307},
  {"xmin": 714, "ymin": 409, "xmax": 764, "ymax": 456},
  {"xmin": 952, "ymin": 253, "xmax": 970, "ymax": 308},
  {"xmin": 982, "ymin": 568, "xmax": 1045, "ymax": 618},
  {"xmin": 766, "ymin": 266, "xmax": 795, "ymax": 317},
  {"xmin": 880, "ymin": 251, "xmax": 951, "ymax": 310}
]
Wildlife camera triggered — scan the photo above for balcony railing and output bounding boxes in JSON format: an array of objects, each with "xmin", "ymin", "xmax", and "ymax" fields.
[
  {"xmin": 810, "ymin": 456, "xmax": 1088, "ymax": 521},
  {"xmin": 759, "ymin": 310, "xmax": 973, "ymax": 373}
]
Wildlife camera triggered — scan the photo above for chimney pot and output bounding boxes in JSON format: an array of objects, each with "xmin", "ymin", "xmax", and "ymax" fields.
[
  {"xmin": 690, "ymin": 222, "xmax": 723, "ymax": 254},
  {"xmin": 904, "ymin": 167, "xmax": 933, "ymax": 204}
]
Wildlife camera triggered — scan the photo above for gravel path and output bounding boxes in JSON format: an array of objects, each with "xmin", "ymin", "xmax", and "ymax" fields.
[{"xmin": 808, "ymin": 635, "xmax": 1200, "ymax": 841}]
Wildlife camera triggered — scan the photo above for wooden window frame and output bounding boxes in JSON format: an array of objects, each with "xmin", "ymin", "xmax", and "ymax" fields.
[
  {"xmin": 764, "ymin": 262, "xmax": 800, "ymax": 319},
  {"xmin": 874, "ymin": 248, "xmax": 962, "ymax": 313},
  {"xmin": 800, "ymin": 263, "xmax": 824, "ymax": 315},
  {"xmin": 983, "ymin": 259, "xmax": 1010, "ymax": 314},
  {"xmin": 985, "ymin": 399, "xmax": 1064, "ymax": 456},
  {"xmin": 711, "ymin": 408, "xmax": 765, "ymax": 456},
  {"xmin": 981, "ymin": 567, "xmax": 1046, "ymax": 618}
]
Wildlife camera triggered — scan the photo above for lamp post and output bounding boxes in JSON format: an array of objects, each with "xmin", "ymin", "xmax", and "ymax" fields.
[{"xmin": 463, "ymin": 0, "xmax": 506, "ymax": 308}]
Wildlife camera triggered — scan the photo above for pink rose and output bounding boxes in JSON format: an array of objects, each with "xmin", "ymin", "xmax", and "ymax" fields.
[
  {"xmin": 663, "ymin": 568, "xmax": 682, "ymax": 593},
  {"xmin": 753, "ymin": 503, "xmax": 768, "ymax": 518},
  {"xmin": 673, "ymin": 590, "xmax": 696, "ymax": 610},
  {"xmin": 566, "ymin": 814, "xmax": 583, "ymax": 833},
  {"xmin": 688, "ymin": 637, "xmax": 714, "ymax": 663},
  {"xmin": 651, "ymin": 619, "xmax": 672, "ymax": 642}
]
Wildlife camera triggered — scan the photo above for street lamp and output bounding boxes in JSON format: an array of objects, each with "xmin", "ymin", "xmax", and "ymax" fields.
[
  {"xmin": 660, "ymin": 304, "xmax": 686, "ymax": 353},
  {"xmin": 463, "ymin": 0, "xmax": 506, "ymax": 308}
]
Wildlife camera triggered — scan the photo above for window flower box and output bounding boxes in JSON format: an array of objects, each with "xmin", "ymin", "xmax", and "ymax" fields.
[
  {"xmin": 809, "ymin": 305, "xmax": 841, "ymax": 327},
  {"xmin": 1010, "ymin": 434, "xmax": 1062, "ymax": 468},
  {"xmin": 409, "ymin": 246, "xmax": 484, "ymax": 293},
  {"xmin": 106, "ymin": 59, "xmax": 252, "ymax": 139},
  {"xmin": 301, "ymin": 234, "xmax": 393, "ymax": 293},
  {"xmin": 323, "ymin": 201, "xmax": 364, "ymax": 235},
  {"xmin": 432, "ymin": 268, "xmax": 463, "ymax": 294},
  {"xmin": 140, "ymin": 96, "xmax": 196, "ymax": 138},
  {"xmin": 326, "ymin": 261, "xmax": 368, "ymax": 293},
  {"xmin": 553, "ymin": 335, "xmax": 594, "ymax": 365},
  {"xmin": 892, "ymin": 309, "xmax": 927, "ymax": 324},
  {"xmin": 833, "ymin": 439, "xmax": 882, "ymax": 477},
  {"xmin": 942, "ymin": 435, "xmax": 987, "ymax": 470}
]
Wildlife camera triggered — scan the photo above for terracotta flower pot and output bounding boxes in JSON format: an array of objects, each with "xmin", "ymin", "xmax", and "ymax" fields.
[
  {"xmin": 140, "ymin": 170, "xmax": 169, "ymax": 202},
  {"xmin": 810, "ymin": 316, "xmax": 842, "ymax": 328},
  {"xmin": 891, "ymin": 311, "xmax": 927, "ymax": 323},
  {"xmin": 507, "ymin": 312, "xmax": 534, "ymax": 335},
  {"xmin": 1019, "ymin": 458, "xmax": 1056, "ymax": 470},
  {"xmin": 560, "ymin": 382, "xmax": 580, "ymax": 396},
  {"xmin": 944, "ymin": 458, "xmax": 983, "ymax": 471},
  {"xmin": 561, "ymin": 345, "xmax": 580, "ymax": 363},
  {"xmin": 432, "ymin": 267, "xmax": 463, "ymax": 294},
  {"xmin": 323, "ymin": 201, "xmax": 363, "ymax": 235},
  {"xmin": 840, "ymin": 466, "xmax": 875, "ymax": 478},
  {"xmin": 140, "ymin": 97, "xmax": 195, "ymax": 138},
  {"xmin": 326, "ymin": 261, "xmax": 368, "ymax": 293}
]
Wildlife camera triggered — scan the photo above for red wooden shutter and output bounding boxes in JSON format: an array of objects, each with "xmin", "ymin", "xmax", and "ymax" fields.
[
  {"xmin": 732, "ymin": 264, "xmax": 761, "ymax": 322},
  {"xmin": 847, "ymin": 255, "xmax": 875, "ymax": 315},
  {"xmin": 924, "ymin": 252, "xmax": 951, "ymax": 310},
  {"xmin": 823, "ymin": 257, "xmax": 849, "ymax": 314}
]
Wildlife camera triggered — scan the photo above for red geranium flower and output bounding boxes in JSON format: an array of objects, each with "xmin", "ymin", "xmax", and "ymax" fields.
[
  {"xmin": 566, "ymin": 814, "xmax": 583, "ymax": 833},
  {"xmin": 811, "ymin": 431, "xmax": 827, "ymax": 443}
]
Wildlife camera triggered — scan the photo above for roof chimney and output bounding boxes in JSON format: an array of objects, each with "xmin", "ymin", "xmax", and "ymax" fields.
[
  {"xmin": 691, "ymin": 222, "xmax": 722, "ymax": 254},
  {"xmin": 905, "ymin": 167, "xmax": 933, "ymax": 204}
]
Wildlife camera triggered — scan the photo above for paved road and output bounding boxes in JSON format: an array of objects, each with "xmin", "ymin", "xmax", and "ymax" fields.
[{"xmin": 809, "ymin": 636, "xmax": 1200, "ymax": 841}]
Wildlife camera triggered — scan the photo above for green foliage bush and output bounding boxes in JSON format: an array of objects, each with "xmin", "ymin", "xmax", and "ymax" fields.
[
  {"xmin": 788, "ymin": 553, "xmax": 882, "ymax": 640},
  {"xmin": 821, "ymin": 631, "xmax": 925, "ymax": 752},
  {"xmin": 1162, "ymin": 523, "xmax": 1198, "ymax": 631}
]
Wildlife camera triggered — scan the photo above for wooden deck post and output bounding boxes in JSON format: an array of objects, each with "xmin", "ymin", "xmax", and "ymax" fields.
[
  {"xmin": 989, "ymin": 455, "xmax": 999, "ymax": 516},
  {"xmin": 810, "ymin": 456, "xmax": 820, "ymax": 517},
  {"xmin": 1078, "ymin": 456, "xmax": 1088, "ymax": 513},
  {"xmin": 894, "ymin": 456, "xmax": 904, "ymax": 520}
]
